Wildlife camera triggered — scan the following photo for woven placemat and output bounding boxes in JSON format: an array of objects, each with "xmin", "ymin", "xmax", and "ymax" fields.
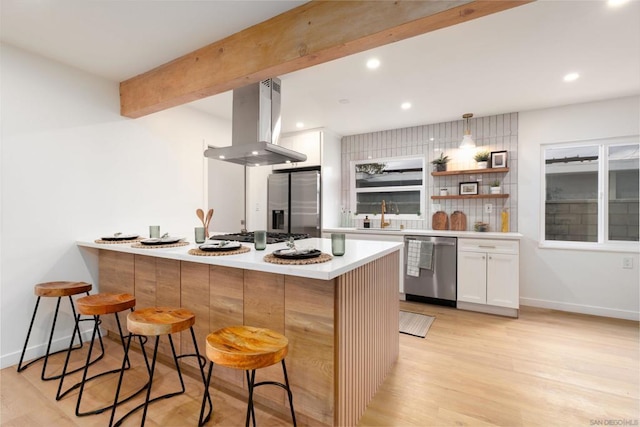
[
  {"xmin": 263, "ymin": 252, "xmax": 332, "ymax": 265},
  {"xmin": 94, "ymin": 237, "xmax": 145, "ymax": 244},
  {"xmin": 131, "ymin": 241, "xmax": 189, "ymax": 249},
  {"xmin": 188, "ymin": 246, "xmax": 250, "ymax": 256}
]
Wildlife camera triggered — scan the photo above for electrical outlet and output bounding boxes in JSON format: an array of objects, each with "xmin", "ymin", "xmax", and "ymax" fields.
[
  {"xmin": 433, "ymin": 203, "xmax": 441, "ymax": 212},
  {"xmin": 255, "ymin": 203, "xmax": 260, "ymax": 212},
  {"xmin": 623, "ymin": 257, "xmax": 633, "ymax": 269},
  {"xmin": 484, "ymin": 203, "xmax": 493, "ymax": 214}
]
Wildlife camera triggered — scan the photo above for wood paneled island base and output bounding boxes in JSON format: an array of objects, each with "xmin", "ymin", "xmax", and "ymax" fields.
[{"xmin": 95, "ymin": 243, "xmax": 400, "ymax": 426}]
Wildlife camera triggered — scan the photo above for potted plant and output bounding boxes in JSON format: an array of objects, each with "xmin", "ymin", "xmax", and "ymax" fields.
[
  {"xmin": 474, "ymin": 221, "xmax": 489, "ymax": 232},
  {"xmin": 489, "ymin": 179, "xmax": 502, "ymax": 194},
  {"xmin": 474, "ymin": 150, "xmax": 490, "ymax": 169},
  {"xmin": 431, "ymin": 153, "xmax": 450, "ymax": 172}
]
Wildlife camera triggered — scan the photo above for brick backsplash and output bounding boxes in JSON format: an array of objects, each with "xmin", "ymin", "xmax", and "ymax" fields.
[{"xmin": 341, "ymin": 113, "xmax": 519, "ymax": 233}]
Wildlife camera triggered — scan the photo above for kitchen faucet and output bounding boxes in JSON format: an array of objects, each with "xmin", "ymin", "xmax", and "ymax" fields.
[{"xmin": 380, "ymin": 200, "xmax": 390, "ymax": 229}]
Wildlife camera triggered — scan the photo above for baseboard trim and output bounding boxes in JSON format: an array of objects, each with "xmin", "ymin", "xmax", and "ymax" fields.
[
  {"xmin": 520, "ymin": 297, "xmax": 639, "ymax": 321},
  {"xmin": 0, "ymin": 328, "xmax": 98, "ymax": 370},
  {"xmin": 457, "ymin": 301, "xmax": 519, "ymax": 318}
]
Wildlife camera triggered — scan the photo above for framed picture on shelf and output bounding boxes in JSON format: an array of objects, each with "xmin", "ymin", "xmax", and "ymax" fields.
[
  {"xmin": 459, "ymin": 181, "xmax": 479, "ymax": 195},
  {"xmin": 491, "ymin": 150, "xmax": 508, "ymax": 168}
]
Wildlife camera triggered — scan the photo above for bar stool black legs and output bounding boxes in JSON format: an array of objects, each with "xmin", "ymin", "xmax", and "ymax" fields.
[
  {"xmin": 199, "ymin": 326, "xmax": 296, "ymax": 427},
  {"xmin": 109, "ymin": 307, "xmax": 211, "ymax": 427},
  {"xmin": 244, "ymin": 360, "xmax": 297, "ymax": 427},
  {"xmin": 17, "ymin": 282, "xmax": 93, "ymax": 381}
]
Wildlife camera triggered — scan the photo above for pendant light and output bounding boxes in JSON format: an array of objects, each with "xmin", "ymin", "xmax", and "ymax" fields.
[{"xmin": 459, "ymin": 113, "xmax": 476, "ymax": 149}]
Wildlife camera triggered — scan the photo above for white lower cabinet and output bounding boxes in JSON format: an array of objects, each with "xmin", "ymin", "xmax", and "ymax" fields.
[{"xmin": 457, "ymin": 238, "xmax": 519, "ymax": 317}]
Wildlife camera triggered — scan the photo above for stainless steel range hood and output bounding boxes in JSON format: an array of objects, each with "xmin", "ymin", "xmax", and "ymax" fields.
[{"xmin": 204, "ymin": 78, "xmax": 307, "ymax": 166}]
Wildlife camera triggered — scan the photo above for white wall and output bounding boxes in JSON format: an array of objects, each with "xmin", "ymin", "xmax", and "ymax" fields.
[
  {"xmin": 518, "ymin": 96, "xmax": 640, "ymax": 320},
  {"xmin": 0, "ymin": 44, "xmax": 231, "ymax": 368},
  {"xmin": 207, "ymin": 159, "xmax": 244, "ymax": 233}
]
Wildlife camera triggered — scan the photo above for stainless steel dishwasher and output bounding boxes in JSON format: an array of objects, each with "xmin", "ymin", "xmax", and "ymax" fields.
[{"xmin": 404, "ymin": 235, "xmax": 457, "ymax": 307}]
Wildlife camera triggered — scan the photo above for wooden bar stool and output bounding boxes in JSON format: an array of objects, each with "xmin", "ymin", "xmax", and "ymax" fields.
[
  {"xmin": 198, "ymin": 326, "xmax": 296, "ymax": 427},
  {"xmin": 56, "ymin": 293, "xmax": 145, "ymax": 417},
  {"xmin": 17, "ymin": 281, "xmax": 94, "ymax": 381},
  {"xmin": 109, "ymin": 307, "xmax": 211, "ymax": 427}
]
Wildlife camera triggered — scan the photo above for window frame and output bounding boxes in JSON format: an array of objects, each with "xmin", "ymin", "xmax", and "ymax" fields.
[
  {"xmin": 350, "ymin": 155, "xmax": 426, "ymax": 220},
  {"xmin": 539, "ymin": 135, "xmax": 640, "ymax": 252}
]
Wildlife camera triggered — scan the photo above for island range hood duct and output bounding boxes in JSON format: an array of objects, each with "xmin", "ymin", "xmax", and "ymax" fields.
[{"xmin": 204, "ymin": 78, "xmax": 307, "ymax": 166}]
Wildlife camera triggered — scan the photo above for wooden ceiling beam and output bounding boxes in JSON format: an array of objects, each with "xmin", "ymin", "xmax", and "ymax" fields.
[{"xmin": 120, "ymin": 0, "xmax": 533, "ymax": 118}]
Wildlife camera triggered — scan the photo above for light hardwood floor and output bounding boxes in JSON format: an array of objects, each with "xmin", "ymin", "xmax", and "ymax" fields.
[{"xmin": 1, "ymin": 302, "xmax": 638, "ymax": 426}]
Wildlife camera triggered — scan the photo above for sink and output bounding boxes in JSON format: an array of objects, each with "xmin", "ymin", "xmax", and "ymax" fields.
[{"xmin": 356, "ymin": 227, "xmax": 403, "ymax": 232}]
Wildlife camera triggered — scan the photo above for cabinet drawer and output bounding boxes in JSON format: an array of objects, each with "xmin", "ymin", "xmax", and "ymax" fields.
[{"xmin": 458, "ymin": 238, "xmax": 519, "ymax": 254}]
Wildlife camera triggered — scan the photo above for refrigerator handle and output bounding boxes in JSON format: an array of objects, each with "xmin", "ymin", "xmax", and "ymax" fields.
[{"xmin": 316, "ymin": 172, "xmax": 321, "ymax": 230}]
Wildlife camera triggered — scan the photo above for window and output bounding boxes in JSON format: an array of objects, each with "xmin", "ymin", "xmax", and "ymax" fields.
[
  {"xmin": 350, "ymin": 156, "xmax": 425, "ymax": 218},
  {"xmin": 542, "ymin": 136, "xmax": 639, "ymax": 248}
]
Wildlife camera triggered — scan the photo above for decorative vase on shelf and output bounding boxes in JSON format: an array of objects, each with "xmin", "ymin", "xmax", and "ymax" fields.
[
  {"xmin": 501, "ymin": 209, "xmax": 509, "ymax": 232},
  {"xmin": 490, "ymin": 186, "xmax": 502, "ymax": 194},
  {"xmin": 477, "ymin": 161, "xmax": 488, "ymax": 169}
]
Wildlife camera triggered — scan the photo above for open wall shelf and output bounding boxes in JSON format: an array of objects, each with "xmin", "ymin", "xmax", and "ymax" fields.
[
  {"xmin": 431, "ymin": 194, "xmax": 510, "ymax": 200},
  {"xmin": 432, "ymin": 167, "xmax": 509, "ymax": 176}
]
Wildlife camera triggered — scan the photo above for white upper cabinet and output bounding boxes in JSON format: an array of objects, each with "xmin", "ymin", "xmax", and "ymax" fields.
[{"xmin": 273, "ymin": 130, "xmax": 321, "ymax": 170}]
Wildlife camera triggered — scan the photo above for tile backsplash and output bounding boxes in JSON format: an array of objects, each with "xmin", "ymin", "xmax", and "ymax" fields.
[{"xmin": 341, "ymin": 113, "xmax": 518, "ymax": 232}]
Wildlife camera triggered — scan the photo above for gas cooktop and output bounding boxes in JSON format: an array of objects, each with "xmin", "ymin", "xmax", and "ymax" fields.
[{"xmin": 209, "ymin": 232, "xmax": 310, "ymax": 244}]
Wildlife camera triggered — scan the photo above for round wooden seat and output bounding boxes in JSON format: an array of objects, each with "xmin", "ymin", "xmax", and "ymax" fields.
[
  {"xmin": 34, "ymin": 281, "xmax": 92, "ymax": 298},
  {"xmin": 205, "ymin": 326, "xmax": 289, "ymax": 371},
  {"xmin": 76, "ymin": 293, "xmax": 135, "ymax": 316},
  {"xmin": 127, "ymin": 307, "xmax": 195, "ymax": 336}
]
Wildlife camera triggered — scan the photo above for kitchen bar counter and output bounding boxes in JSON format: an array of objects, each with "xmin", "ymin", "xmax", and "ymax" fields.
[
  {"xmin": 77, "ymin": 237, "xmax": 400, "ymax": 280},
  {"xmin": 77, "ymin": 237, "xmax": 400, "ymax": 426}
]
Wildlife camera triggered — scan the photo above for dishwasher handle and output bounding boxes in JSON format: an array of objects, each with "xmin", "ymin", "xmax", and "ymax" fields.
[{"xmin": 405, "ymin": 238, "xmax": 456, "ymax": 247}]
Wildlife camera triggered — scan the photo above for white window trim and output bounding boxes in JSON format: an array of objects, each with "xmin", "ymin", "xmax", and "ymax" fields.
[
  {"xmin": 539, "ymin": 135, "xmax": 640, "ymax": 253},
  {"xmin": 350, "ymin": 155, "xmax": 426, "ymax": 220}
]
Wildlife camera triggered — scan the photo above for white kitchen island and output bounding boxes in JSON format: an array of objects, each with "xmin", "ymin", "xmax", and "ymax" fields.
[{"xmin": 77, "ymin": 237, "xmax": 401, "ymax": 427}]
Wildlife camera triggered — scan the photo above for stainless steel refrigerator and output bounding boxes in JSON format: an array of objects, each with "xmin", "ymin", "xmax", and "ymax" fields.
[{"xmin": 267, "ymin": 170, "xmax": 321, "ymax": 237}]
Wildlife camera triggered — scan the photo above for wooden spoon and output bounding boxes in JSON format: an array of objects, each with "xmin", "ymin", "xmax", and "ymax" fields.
[
  {"xmin": 196, "ymin": 209, "xmax": 205, "ymax": 227},
  {"xmin": 204, "ymin": 209, "xmax": 214, "ymax": 237}
]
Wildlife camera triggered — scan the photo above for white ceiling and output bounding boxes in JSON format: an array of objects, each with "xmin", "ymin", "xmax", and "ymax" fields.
[{"xmin": 2, "ymin": 0, "xmax": 639, "ymax": 136}]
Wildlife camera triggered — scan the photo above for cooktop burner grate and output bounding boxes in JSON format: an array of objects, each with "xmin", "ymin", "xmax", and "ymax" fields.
[{"xmin": 209, "ymin": 232, "xmax": 310, "ymax": 244}]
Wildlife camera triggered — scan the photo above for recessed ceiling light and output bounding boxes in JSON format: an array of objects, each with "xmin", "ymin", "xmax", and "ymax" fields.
[
  {"xmin": 285, "ymin": 160, "xmax": 291, "ymax": 164},
  {"xmin": 251, "ymin": 151, "xmax": 259, "ymax": 155},
  {"xmin": 608, "ymin": 0, "xmax": 629, "ymax": 7},
  {"xmin": 563, "ymin": 72, "xmax": 580, "ymax": 82},
  {"xmin": 296, "ymin": 122, "xmax": 304, "ymax": 129},
  {"xmin": 254, "ymin": 163, "xmax": 260, "ymax": 167},
  {"xmin": 218, "ymin": 155, "xmax": 225, "ymax": 159},
  {"xmin": 366, "ymin": 58, "xmax": 380, "ymax": 69},
  {"xmin": 430, "ymin": 138, "xmax": 435, "ymax": 141},
  {"xmin": 401, "ymin": 102, "xmax": 412, "ymax": 110}
]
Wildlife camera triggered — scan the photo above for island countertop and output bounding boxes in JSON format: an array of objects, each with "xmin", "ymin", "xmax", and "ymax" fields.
[{"xmin": 77, "ymin": 237, "xmax": 402, "ymax": 281}]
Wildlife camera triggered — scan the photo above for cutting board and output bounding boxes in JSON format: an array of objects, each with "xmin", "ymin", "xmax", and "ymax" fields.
[
  {"xmin": 432, "ymin": 211, "xmax": 449, "ymax": 230},
  {"xmin": 450, "ymin": 211, "xmax": 467, "ymax": 231}
]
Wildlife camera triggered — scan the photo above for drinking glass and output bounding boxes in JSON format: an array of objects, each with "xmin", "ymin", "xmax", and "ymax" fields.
[
  {"xmin": 149, "ymin": 225, "xmax": 160, "ymax": 238},
  {"xmin": 254, "ymin": 230, "xmax": 267, "ymax": 250},
  {"xmin": 331, "ymin": 233, "xmax": 346, "ymax": 256},
  {"xmin": 194, "ymin": 227, "xmax": 206, "ymax": 244}
]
